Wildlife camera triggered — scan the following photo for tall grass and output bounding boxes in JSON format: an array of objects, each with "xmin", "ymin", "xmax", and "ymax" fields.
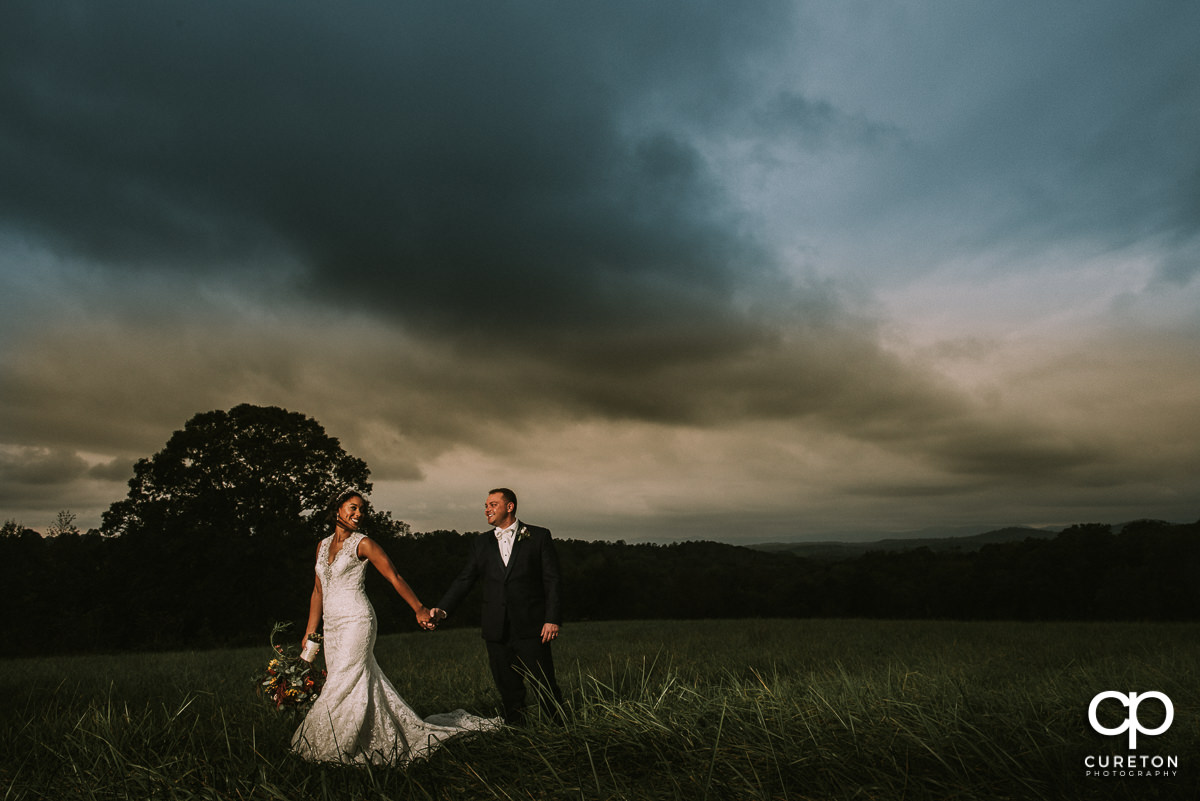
[{"xmin": 2, "ymin": 619, "xmax": 1198, "ymax": 799}]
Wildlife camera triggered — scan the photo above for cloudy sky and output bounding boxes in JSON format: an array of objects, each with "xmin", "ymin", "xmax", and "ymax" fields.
[{"xmin": 2, "ymin": 1, "xmax": 1198, "ymax": 543}]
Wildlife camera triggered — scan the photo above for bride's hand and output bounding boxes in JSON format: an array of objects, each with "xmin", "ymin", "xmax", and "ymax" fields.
[{"xmin": 415, "ymin": 605, "xmax": 433, "ymax": 630}]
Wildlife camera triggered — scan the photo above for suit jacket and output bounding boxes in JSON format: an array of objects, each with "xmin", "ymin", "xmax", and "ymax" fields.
[{"xmin": 437, "ymin": 521, "xmax": 562, "ymax": 642}]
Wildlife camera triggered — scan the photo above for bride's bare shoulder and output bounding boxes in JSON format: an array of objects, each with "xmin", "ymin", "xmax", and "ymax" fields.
[{"xmin": 354, "ymin": 533, "xmax": 376, "ymax": 559}]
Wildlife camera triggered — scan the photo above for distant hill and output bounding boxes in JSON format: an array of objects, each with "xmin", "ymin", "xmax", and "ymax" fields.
[{"xmin": 750, "ymin": 525, "xmax": 1060, "ymax": 561}]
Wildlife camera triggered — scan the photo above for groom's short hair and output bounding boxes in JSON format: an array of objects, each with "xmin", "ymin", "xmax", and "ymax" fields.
[{"xmin": 489, "ymin": 487, "xmax": 518, "ymax": 510}]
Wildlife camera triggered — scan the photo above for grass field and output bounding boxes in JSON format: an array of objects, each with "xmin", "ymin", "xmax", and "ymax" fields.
[{"xmin": 2, "ymin": 619, "xmax": 1197, "ymax": 800}]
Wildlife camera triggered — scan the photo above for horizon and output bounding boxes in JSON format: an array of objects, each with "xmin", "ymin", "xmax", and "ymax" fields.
[{"xmin": 10, "ymin": 508, "xmax": 1190, "ymax": 548}]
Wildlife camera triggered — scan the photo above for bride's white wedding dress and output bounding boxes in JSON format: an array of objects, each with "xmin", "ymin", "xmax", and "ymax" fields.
[{"xmin": 291, "ymin": 531, "xmax": 499, "ymax": 764}]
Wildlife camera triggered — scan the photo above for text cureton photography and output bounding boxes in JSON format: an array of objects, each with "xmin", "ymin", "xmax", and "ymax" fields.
[
  {"xmin": 1084, "ymin": 754, "xmax": 1179, "ymax": 779},
  {"xmin": 1085, "ymin": 690, "xmax": 1180, "ymax": 780}
]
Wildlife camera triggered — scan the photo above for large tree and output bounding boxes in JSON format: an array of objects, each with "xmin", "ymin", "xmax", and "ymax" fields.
[{"xmin": 101, "ymin": 404, "xmax": 371, "ymax": 538}]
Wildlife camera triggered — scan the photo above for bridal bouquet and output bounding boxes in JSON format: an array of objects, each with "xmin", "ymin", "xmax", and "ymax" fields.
[{"xmin": 254, "ymin": 622, "xmax": 326, "ymax": 711}]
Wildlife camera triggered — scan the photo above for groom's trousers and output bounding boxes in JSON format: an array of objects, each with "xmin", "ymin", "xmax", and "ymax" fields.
[{"xmin": 486, "ymin": 630, "xmax": 563, "ymax": 725}]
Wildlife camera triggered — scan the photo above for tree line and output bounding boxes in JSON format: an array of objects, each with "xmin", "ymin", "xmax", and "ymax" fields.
[
  {"xmin": 7, "ymin": 518, "xmax": 1200, "ymax": 657},
  {"xmin": 6, "ymin": 404, "xmax": 1198, "ymax": 656}
]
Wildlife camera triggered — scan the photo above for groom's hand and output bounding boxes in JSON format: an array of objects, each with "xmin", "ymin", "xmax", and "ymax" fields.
[
  {"xmin": 415, "ymin": 606, "xmax": 433, "ymax": 630},
  {"xmin": 429, "ymin": 607, "xmax": 448, "ymax": 623},
  {"xmin": 540, "ymin": 623, "xmax": 559, "ymax": 644}
]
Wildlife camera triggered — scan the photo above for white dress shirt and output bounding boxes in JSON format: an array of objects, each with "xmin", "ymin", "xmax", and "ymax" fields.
[{"xmin": 495, "ymin": 522, "xmax": 518, "ymax": 566}]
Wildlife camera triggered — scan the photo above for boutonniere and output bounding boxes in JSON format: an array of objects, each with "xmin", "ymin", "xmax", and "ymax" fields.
[{"xmin": 517, "ymin": 525, "xmax": 530, "ymax": 541}]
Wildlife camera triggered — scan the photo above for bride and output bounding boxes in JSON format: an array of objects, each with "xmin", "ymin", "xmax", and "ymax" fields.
[{"xmin": 292, "ymin": 488, "xmax": 498, "ymax": 764}]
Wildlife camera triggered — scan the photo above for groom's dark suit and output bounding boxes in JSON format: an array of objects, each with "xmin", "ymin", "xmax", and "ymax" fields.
[{"xmin": 437, "ymin": 521, "xmax": 563, "ymax": 724}]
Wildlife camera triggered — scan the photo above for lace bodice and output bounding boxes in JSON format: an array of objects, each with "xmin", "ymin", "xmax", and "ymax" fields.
[
  {"xmin": 318, "ymin": 532, "xmax": 373, "ymax": 625},
  {"xmin": 319, "ymin": 531, "xmax": 365, "ymax": 585}
]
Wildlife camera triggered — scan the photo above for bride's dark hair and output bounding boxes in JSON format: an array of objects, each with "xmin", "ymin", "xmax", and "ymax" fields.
[{"xmin": 325, "ymin": 487, "xmax": 370, "ymax": 529}]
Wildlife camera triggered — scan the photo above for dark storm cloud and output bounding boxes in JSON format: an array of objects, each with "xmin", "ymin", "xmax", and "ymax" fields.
[
  {"xmin": 0, "ymin": 447, "xmax": 88, "ymax": 487},
  {"xmin": 0, "ymin": 1, "xmax": 790, "ymax": 340},
  {"xmin": 87, "ymin": 457, "xmax": 136, "ymax": 482},
  {"xmin": 0, "ymin": 444, "xmax": 124, "ymax": 525},
  {"xmin": 0, "ymin": 0, "xmax": 915, "ymax": 431}
]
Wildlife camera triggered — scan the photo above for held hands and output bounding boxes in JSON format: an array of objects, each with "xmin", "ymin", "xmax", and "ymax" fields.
[
  {"xmin": 415, "ymin": 605, "xmax": 433, "ymax": 630},
  {"xmin": 417, "ymin": 606, "xmax": 448, "ymax": 631}
]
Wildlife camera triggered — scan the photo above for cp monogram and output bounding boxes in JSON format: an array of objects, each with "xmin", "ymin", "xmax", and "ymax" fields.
[{"xmin": 1088, "ymin": 691, "xmax": 1174, "ymax": 749}]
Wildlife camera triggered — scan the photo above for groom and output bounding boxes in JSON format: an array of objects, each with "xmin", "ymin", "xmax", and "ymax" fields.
[{"xmin": 431, "ymin": 488, "xmax": 564, "ymax": 725}]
